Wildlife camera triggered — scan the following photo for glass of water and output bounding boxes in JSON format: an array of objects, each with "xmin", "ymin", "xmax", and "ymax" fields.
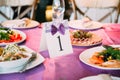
[{"xmin": 52, "ymin": 0, "xmax": 65, "ymax": 21}]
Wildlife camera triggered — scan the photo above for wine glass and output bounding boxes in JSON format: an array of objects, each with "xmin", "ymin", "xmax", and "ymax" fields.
[{"xmin": 52, "ymin": 0, "xmax": 65, "ymax": 21}]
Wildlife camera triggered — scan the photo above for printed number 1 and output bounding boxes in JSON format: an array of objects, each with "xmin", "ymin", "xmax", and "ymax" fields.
[{"xmin": 57, "ymin": 36, "xmax": 63, "ymax": 51}]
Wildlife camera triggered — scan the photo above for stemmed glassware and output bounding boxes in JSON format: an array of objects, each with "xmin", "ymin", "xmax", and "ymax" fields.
[{"xmin": 52, "ymin": 0, "xmax": 65, "ymax": 21}]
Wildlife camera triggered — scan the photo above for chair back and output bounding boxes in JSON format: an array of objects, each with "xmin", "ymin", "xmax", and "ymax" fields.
[
  {"xmin": 0, "ymin": 0, "xmax": 35, "ymax": 6},
  {"xmin": 75, "ymin": 0, "xmax": 119, "ymax": 8},
  {"xmin": 71, "ymin": 0, "xmax": 120, "ymax": 23},
  {"xmin": 0, "ymin": 0, "xmax": 37, "ymax": 20}
]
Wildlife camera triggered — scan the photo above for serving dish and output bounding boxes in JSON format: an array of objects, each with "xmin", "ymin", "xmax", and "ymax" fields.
[
  {"xmin": 0, "ymin": 28, "xmax": 26, "ymax": 46},
  {"xmin": 0, "ymin": 45, "xmax": 45, "ymax": 74},
  {"xmin": 1, "ymin": 19, "xmax": 39, "ymax": 29},
  {"xmin": 68, "ymin": 20, "xmax": 103, "ymax": 30},
  {"xmin": 70, "ymin": 30, "xmax": 102, "ymax": 48},
  {"xmin": 79, "ymin": 45, "xmax": 120, "ymax": 70}
]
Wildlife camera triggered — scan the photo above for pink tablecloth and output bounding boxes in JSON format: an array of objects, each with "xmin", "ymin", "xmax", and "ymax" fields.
[{"xmin": 0, "ymin": 23, "xmax": 120, "ymax": 80}]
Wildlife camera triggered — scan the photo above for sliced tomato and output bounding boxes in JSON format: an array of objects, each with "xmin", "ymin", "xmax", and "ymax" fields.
[
  {"xmin": 0, "ymin": 33, "xmax": 22, "ymax": 43},
  {"xmin": 9, "ymin": 33, "xmax": 22, "ymax": 42},
  {"xmin": 16, "ymin": 34, "xmax": 22, "ymax": 40}
]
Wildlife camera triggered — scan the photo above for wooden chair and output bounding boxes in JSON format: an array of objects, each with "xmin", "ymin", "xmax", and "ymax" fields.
[
  {"xmin": 71, "ymin": 0, "xmax": 120, "ymax": 23},
  {"xmin": 0, "ymin": 0, "xmax": 38, "ymax": 20}
]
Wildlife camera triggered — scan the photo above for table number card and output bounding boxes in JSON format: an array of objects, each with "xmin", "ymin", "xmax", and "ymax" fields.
[{"xmin": 40, "ymin": 20, "xmax": 73, "ymax": 58}]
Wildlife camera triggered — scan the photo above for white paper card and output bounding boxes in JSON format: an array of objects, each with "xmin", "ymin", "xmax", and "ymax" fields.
[
  {"xmin": 40, "ymin": 24, "xmax": 47, "ymax": 51},
  {"xmin": 40, "ymin": 20, "xmax": 73, "ymax": 58}
]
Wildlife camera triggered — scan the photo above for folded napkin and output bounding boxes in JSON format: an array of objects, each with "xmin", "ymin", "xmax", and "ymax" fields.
[
  {"xmin": 80, "ymin": 74, "xmax": 112, "ymax": 80},
  {"xmin": 103, "ymin": 24, "xmax": 120, "ymax": 44}
]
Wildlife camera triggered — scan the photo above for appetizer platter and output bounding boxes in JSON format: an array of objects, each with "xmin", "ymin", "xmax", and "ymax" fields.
[
  {"xmin": 70, "ymin": 30, "xmax": 102, "ymax": 47},
  {"xmin": 0, "ymin": 27, "xmax": 26, "ymax": 46},
  {"xmin": 1, "ymin": 18, "xmax": 39, "ymax": 29},
  {"xmin": 79, "ymin": 45, "xmax": 120, "ymax": 70}
]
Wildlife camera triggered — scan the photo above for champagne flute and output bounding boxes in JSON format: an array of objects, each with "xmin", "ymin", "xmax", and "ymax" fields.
[{"xmin": 52, "ymin": 0, "xmax": 65, "ymax": 21}]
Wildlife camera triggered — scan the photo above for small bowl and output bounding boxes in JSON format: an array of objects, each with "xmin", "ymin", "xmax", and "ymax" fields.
[{"xmin": 0, "ymin": 52, "xmax": 32, "ymax": 72}]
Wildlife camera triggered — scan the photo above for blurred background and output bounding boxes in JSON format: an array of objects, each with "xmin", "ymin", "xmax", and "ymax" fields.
[{"xmin": 0, "ymin": 0, "xmax": 120, "ymax": 23}]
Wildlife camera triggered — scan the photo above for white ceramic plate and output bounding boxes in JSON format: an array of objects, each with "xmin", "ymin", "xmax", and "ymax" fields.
[
  {"xmin": 2, "ymin": 20, "xmax": 39, "ymax": 29},
  {"xmin": 68, "ymin": 20, "xmax": 103, "ymax": 30},
  {"xmin": 0, "ymin": 46, "xmax": 45, "ymax": 74},
  {"xmin": 70, "ymin": 31, "xmax": 102, "ymax": 48},
  {"xmin": 0, "ymin": 29, "xmax": 26, "ymax": 46},
  {"xmin": 79, "ymin": 45, "xmax": 120, "ymax": 70},
  {"xmin": 72, "ymin": 42, "xmax": 102, "ymax": 48},
  {"xmin": 111, "ymin": 76, "xmax": 120, "ymax": 80},
  {"xmin": 80, "ymin": 75, "xmax": 120, "ymax": 80}
]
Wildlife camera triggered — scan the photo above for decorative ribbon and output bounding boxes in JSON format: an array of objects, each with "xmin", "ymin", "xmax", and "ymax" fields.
[{"xmin": 51, "ymin": 23, "xmax": 65, "ymax": 35}]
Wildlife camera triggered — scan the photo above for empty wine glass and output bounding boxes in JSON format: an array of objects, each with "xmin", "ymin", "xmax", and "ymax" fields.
[{"xmin": 52, "ymin": 0, "xmax": 65, "ymax": 21}]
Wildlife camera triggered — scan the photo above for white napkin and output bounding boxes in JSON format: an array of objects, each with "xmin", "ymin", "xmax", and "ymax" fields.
[{"xmin": 80, "ymin": 74, "xmax": 112, "ymax": 80}]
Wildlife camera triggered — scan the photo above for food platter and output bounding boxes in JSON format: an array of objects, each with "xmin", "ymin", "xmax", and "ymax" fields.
[
  {"xmin": 1, "ymin": 19, "xmax": 39, "ymax": 29},
  {"xmin": 0, "ymin": 29, "xmax": 26, "ymax": 46},
  {"xmin": 0, "ymin": 45, "xmax": 45, "ymax": 74},
  {"xmin": 79, "ymin": 45, "xmax": 120, "ymax": 70},
  {"xmin": 70, "ymin": 30, "xmax": 102, "ymax": 48},
  {"xmin": 68, "ymin": 20, "xmax": 103, "ymax": 30}
]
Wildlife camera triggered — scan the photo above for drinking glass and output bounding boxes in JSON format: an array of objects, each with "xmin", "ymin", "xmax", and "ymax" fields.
[{"xmin": 52, "ymin": 0, "xmax": 65, "ymax": 21}]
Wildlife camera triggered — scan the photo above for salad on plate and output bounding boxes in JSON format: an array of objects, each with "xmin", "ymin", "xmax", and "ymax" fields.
[{"xmin": 0, "ymin": 27, "xmax": 26, "ymax": 46}]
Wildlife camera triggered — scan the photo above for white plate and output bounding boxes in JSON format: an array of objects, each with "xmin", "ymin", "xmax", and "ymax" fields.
[
  {"xmin": 68, "ymin": 20, "xmax": 103, "ymax": 30},
  {"xmin": 80, "ymin": 75, "xmax": 120, "ymax": 80},
  {"xmin": 70, "ymin": 31, "xmax": 102, "ymax": 48},
  {"xmin": 0, "ymin": 29, "xmax": 26, "ymax": 46},
  {"xmin": 0, "ymin": 46, "xmax": 45, "ymax": 74},
  {"xmin": 2, "ymin": 20, "xmax": 39, "ymax": 29},
  {"xmin": 72, "ymin": 42, "xmax": 102, "ymax": 48},
  {"xmin": 111, "ymin": 76, "xmax": 120, "ymax": 80},
  {"xmin": 79, "ymin": 45, "xmax": 120, "ymax": 70}
]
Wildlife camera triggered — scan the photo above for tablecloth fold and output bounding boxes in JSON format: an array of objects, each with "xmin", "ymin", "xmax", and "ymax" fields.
[{"xmin": 103, "ymin": 24, "xmax": 120, "ymax": 44}]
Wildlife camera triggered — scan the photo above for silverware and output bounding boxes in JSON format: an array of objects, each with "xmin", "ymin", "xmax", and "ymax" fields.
[
  {"xmin": 0, "ymin": 23, "xmax": 3, "ymax": 27},
  {"xmin": 19, "ymin": 52, "xmax": 37, "ymax": 73}
]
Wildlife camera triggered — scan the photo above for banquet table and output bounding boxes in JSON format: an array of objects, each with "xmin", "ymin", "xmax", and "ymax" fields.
[{"xmin": 0, "ymin": 23, "xmax": 120, "ymax": 80}]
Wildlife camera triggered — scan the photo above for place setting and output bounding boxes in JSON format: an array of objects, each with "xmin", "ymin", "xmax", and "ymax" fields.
[
  {"xmin": 77, "ymin": 44, "xmax": 120, "ymax": 80},
  {"xmin": 70, "ymin": 30, "xmax": 102, "ymax": 48},
  {"xmin": 68, "ymin": 18, "xmax": 103, "ymax": 31},
  {"xmin": 0, "ymin": 27, "xmax": 26, "ymax": 46},
  {"xmin": 0, "ymin": 43, "xmax": 45, "ymax": 74},
  {"xmin": 79, "ymin": 45, "xmax": 120, "ymax": 71},
  {"xmin": 1, "ymin": 18, "xmax": 40, "ymax": 29}
]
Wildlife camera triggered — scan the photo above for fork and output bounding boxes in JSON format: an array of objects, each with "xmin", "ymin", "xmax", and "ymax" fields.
[
  {"xmin": 0, "ymin": 23, "xmax": 3, "ymax": 27},
  {"xmin": 19, "ymin": 52, "xmax": 37, "ymax": 73}
]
